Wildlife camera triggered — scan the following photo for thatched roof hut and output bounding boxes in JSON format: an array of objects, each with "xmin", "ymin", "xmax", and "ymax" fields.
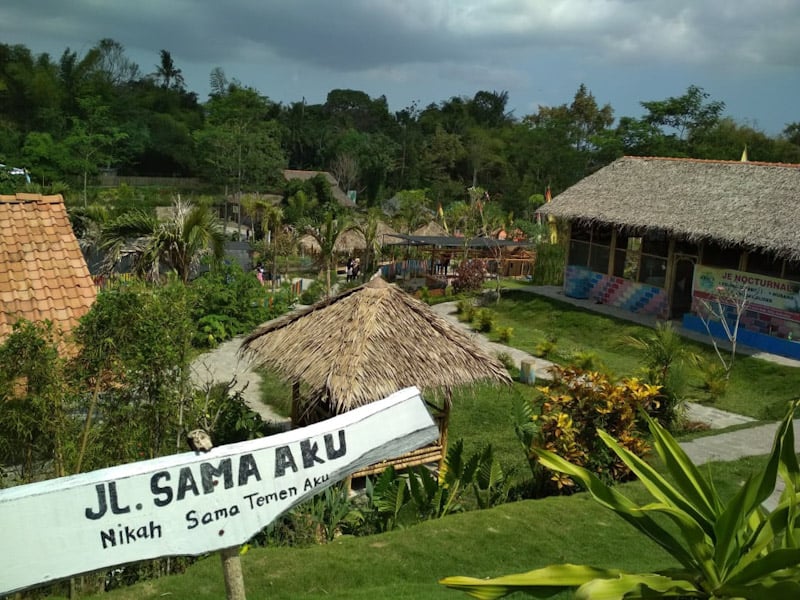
[
  {"xmin": 537, "ymin": 156, "xmax": 800, "ymax": 261},
  {"xmin": 412, "ymin": 221, "xmax": 449, "ymax": 237},
  {"xmin": 240, "ymin": 277, "xmax": 510, "ymax": 417},
  {"xmin": 298, "ymin": 221, "xmax": 400, "ymax": 255}
]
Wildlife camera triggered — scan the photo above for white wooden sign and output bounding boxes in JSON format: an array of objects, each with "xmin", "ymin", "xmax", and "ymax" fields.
[{"xmin": 0, "ymin": 386, "xmax": 437, "ymax": 595}]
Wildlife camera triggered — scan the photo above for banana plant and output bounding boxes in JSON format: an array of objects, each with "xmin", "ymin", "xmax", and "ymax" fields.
[{"xmin": 441, "ymin": 401, "xmax": 800, "ymax": 599}]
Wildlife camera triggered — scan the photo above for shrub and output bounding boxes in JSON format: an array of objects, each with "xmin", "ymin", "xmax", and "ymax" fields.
[
  {"xmin": 497, "ymin": 326, "xmax": 513, "ymax": 344},
  {"xmin": 456, "ymin": 299, "xmax": 476, "ymax": 322},
  {"xmin": 473, "ymin": 308, "xmax": 495, "ymax": 333},
  {"xmin": 300, "ymin": 279, "xmax": 325, "ymax": 305},
  {"xmin": 622, "ymin": 321, "xmax": 691, "ymax": 429},
  {"xmin": 444, "ymin": 401, "xmax": 800, "ymax": 600},
  {"xmin": 193, "ymin": 314, "xmax": 231, "ymax": 348},
  {"xmin": 453, "ymin": 259, "xmax": 487, "ymax": 293},
  {"xmin": 534, "ymin": 338, "xmax": 556, "ymax": 358},
  {"xmin": 516, "ymin": 366, "xmax": 660, "ymax": 495},
  {"xmin": 495, "ymin": 351, "xmax": 515, "ymax": 370},
  {"xmin": 569, "ymin": 349, "xmax": 602, "ymax": 371},
  {"xmin": 692, "ymin": 354, "xmax": 729, "ymax": 398}
]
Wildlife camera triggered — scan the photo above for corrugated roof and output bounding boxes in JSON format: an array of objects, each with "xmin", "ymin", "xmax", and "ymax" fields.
[
  {"xmin": 537, "ymin": 156, "xmax": 800, "ymax": 261},
  {"xmin": 0, "ymin": 194, "xmax": 97, "ymax": 342}
]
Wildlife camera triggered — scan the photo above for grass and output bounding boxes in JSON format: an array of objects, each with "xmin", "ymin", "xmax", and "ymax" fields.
[
  {"xmin": 76, "ymin": 453, "xmax": 771, "ymax": 600},
  {"xmin": 485, "ymin": 289, "xmax": 800, "ymax": 420}
]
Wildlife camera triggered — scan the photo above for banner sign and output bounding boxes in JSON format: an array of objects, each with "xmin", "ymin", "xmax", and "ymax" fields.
[
  {"xmin": 0, "ymin": 387, "xmax": 437, "ymax": 595},
  {"xmin": 693, "ymin": 265, "xmax": 800, "ymax": 323}
]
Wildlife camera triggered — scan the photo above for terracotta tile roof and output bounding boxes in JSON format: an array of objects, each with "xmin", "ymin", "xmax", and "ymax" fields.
[{"xmin": 0, "ymin": 194, "xmax": 97, "ymax": 343}]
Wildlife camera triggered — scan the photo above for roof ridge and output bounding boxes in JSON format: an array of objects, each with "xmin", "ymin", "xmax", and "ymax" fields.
[{"xmin": 622, "ymin": 155, "xmax": 800, "ymax": 168}]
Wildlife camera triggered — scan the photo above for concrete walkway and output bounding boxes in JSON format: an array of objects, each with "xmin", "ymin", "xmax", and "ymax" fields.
[{"xmin": 191, "ymin": 335, "xmax": 289, "ymax": 426}]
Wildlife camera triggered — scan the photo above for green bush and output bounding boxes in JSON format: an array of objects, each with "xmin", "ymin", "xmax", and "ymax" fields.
[
  {"xmin": 497, "ymin": 326, "xmax": 513, "ymax": 343},
  {"xmin": 300, "ymin": 279, "xmax": 325, "ymax": 305},
  {"xmin": 194, "ymin": 314, "xmax": 231, "ymax": 348},
  {"xmin": 514, "ymin": 366, "xmax": 660, "ymax": 496},
  {"xmin": 473, "ymin": 308, "xmax": 494, "ymax": 333},
  {"xmin": 692, "ymin": 354, "xmax": 729, "ymax": 398},
  {"xmin": 569, "ymin": 349, "xmax": 602, "ymax": 371},
  {"xmin": 445, "ymin": 401, "xmax": 800, "ymax": 600},
  {"xmin": 495, "ymin": 351, "xmax": 515, "ymax": 370},
  {"xmin": 534, "ymin": 338, "xmax": 556, "ymax": 358},
  {"xmin": 456, "ymin": 299, "xmax": 476, "ymax": 322},
  {"xmin": 189, "ymin": 261, "xmax": 280, "ymax": 344}
]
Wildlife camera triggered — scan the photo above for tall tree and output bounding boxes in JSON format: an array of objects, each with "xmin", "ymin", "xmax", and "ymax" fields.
[
  {"xmin": 194, "ymin": 85, "xmax": 286, "ymax": 192},
  {"xmin": 62, "ymin": 96, "xmax": 127, "ymax": 204},
  {"xmin": 641, "ymin": 84, "xmax": 725, "ymax": 146},
  {"xmin": 153, "ymin": 49, "xmax": 185, "ymax": 90}
]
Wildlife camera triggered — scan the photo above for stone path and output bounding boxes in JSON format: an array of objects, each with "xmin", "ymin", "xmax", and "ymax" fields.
[{"xmin": 191, "ymin": 335, "xmax": 288, "ymax": 426}]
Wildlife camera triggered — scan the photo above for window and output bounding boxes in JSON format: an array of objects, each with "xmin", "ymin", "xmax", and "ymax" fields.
[
  {"xmin": 784, "ymin": 260, "xmax": 800, "ymax": 283},
  {"xmin": 747, "ymin": 250, "xmax": 783, "ymax": 279},
  {"xmin": 702, "ymin": 242, "xmax": 740, "ymax": 269},
  {"xmin": 568, "ymin": 223, "xmax": 613, "ymax": 273}
]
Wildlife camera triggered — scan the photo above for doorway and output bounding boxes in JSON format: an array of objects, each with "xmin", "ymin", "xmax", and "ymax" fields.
[{"xmin": 670, "ymin": 256, "xmax": 696, "ymax": 319}]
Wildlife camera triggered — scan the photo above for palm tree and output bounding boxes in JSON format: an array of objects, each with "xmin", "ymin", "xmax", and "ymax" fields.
[
  {"xmin": 304, "ymin": 212, "xmax": 351, "ymax": 296},
  {"xmin": 353, "ymin": 208, "xmax": 383, "ymax": 280},
  {"xmin": 154, "ymin": 49, "xmax": 184, "ymax": 90},
  {"xmin": 100, "ymin": 198, "xmax": 225, "ymax": 283},
  {"xmin": 260, "ymin": 204, "xmax": 284, "ymax": 291}
]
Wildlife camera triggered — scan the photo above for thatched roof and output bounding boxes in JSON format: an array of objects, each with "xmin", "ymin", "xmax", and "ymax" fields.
[
  {"xmin": 240, "ymin": 277, "xmax": 511, "ymax": 413},
  {"xmin": 298, "ymin": 221, "xmax": 400, "ymax": 254},
  {"xmin": 283, "ymin": 169, "xmax": 355, "ymax": 208},
  {"xmin": 412, "ymin": 221, "xmax": 449, "ymax": 237},
  {"xmin": 538, "ymin": 156, "xmax": 800, "ymax": 261}
]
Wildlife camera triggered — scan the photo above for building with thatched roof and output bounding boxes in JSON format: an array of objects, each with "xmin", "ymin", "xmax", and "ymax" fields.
[
  {"xmin": 283, "ymin": 169, "xmax": 355, "ymax": 208},
  {"xmin": 240, "ymin": 276, "xmax": 511, "ymax": 474},
  {"xmin": 538, "ymin": 156, "xmax": 800, "ymax": 358},
  {"xmin": 0, "ymin": 193, "xmax": 97, "ymax": 345},
  {"xmin": 298, "ymin": 220, "xmax": 399, "ymax": 255}
]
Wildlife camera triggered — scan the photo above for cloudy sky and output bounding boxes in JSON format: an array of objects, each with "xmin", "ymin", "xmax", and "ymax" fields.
[{"xmin": 2, "ymin": 1, "xmax": 798, "ymax": 134}]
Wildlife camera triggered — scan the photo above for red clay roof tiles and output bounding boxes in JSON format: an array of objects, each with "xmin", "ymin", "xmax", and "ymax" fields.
[{"xmin": 0, "ymin": 194, "xmax": 96, "ymax": 343}]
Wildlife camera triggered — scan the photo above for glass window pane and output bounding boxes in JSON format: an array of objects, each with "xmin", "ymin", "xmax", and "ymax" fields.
[
  {"xmin": 589, "ymin": 245, "xmax": 610, "ymax": 273},
  {"xmin": 641, "ymin": 234, "xmax": 669, "ymax": 258},
  {"xmin": 702, "ymin": 243, "xmax": 740, "ymax": 269},
  {"xmin": 747, "ymin": 250, "xmax": 783, "ymax": 278},
  {"xmin": 568, "ymin": 239, "xmax": 590, "ymax": 266},
  {"xmin": 638, "ymin": 255, "xmax": 667, "ymax": 287}
]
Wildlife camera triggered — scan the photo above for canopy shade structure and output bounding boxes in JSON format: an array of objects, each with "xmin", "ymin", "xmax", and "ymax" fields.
[{"xmin": 239, "ymin": 277, "xmax": 511, "ymax": 417}]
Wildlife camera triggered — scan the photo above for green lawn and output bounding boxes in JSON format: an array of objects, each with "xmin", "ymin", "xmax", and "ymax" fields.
[{"xmin": 482, "ymin": 289, "xmax": 800, "ymax": 420}]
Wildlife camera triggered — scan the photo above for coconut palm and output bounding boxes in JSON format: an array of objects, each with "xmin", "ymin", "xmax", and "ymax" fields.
[
  {"xmin": 100, "ymin": 198, "xmax": 225, "ymax": 283},
  {"xmin": 353, "ymin": 208, "xmax": 383, "ymax": 281},
  {"xmin": 304, "ymin": 211, "xmax": 352, "ymax": 296}
]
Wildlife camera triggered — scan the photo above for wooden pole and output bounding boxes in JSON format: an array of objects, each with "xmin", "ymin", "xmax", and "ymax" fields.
[
  {"xmin": 187, "ymin": 430, "xmax": 247, "ymax": 600},
  {"xmin": 220, "ymin": 547, "xmax": 246, "ymax": 600}
]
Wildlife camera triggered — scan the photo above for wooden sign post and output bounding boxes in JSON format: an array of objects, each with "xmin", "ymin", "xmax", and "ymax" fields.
[{"xmin": 0, "ymin": 386, "xmax": 437, "ymax": 596}]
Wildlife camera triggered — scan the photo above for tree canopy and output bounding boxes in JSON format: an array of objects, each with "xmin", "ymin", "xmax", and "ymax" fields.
[{"xmin": 1, "ymin": 38, "xmax": 798, "ymax": 218}]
